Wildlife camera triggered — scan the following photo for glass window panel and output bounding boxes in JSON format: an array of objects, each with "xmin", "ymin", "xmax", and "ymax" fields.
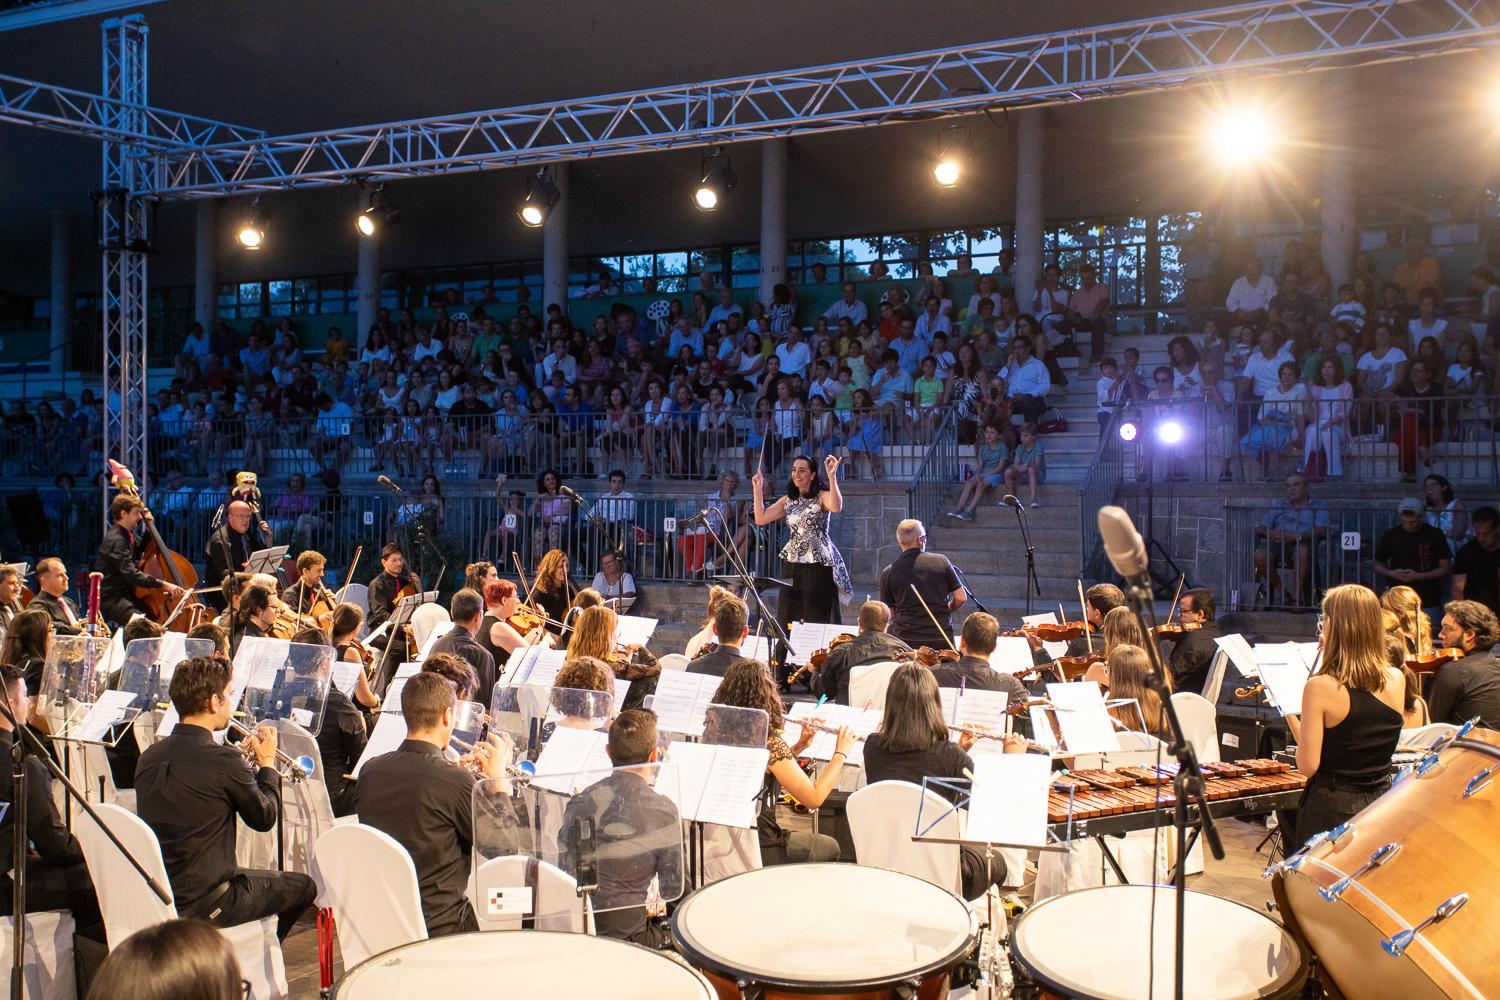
[
  {"xmin": 267, "ymin": 300, "xmax": 292, "ymax": 317},
  {"xmin": 621, "ymin": 255, "xmax": 654, "ymax": 279},
  {"xmin": 218, "ymin": 285, "xmax": 237, "ymax": 308},
  {"xmin": 841, "ymin": 237, "xmax": 881, "ymax": 263},
  {"xmin": 656, "ymin": 275, "xmax": 688, "ymax": 293},
  {"xmin": 928, "ymin": 230, "xmax": 967, "ymax": 261},
  {"xmin": 1156, "ymin": 243, "xmax": 1186, "ymax": 305},
  {"xmin": 656, "ymin": 252, "xmax": 688, "ymax": 276},
  {"xmin": 697, "ymin": 248, "xmax": 724, "ymax": 273},
  {"xmin": 238, "ymin": 283, "xmax": 262, "ymax": 308},
  {"xmin": 730, "ymin": 245, "xmax": 759, "ymax": 274},
  {"xmin": 1156, "ymin": 211, "xmax": 1202, "ymax": 243},
  {"xmin": 968, "ymin": 227, "xmax": 1008, "ymax": 257},
  {"xmin": 802, "ymin": 240, "xmax": 839, "ymax": 266},
  {"xmin": 1103, "ymin": 246, "xmax": 1143, "ymax": 306},
  {"xmin": 1102, "ymin": 218, "xmax": 1148, "ymax": 245}
]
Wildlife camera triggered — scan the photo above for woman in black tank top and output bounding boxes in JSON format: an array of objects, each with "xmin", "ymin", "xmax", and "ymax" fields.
[
  {"xmin": 1288, "ymin": 585, "xmax": 1404, "ymax": 847},
  {"xmin": 477, "ymin": 579, "xmax": 556, "ymax": 672}
]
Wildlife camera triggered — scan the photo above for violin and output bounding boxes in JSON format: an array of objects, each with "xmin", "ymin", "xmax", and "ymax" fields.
[
  {"xmin": 1001, "ymin": 621, "xmax": 1088, "ymax": 643},
  {"xmin": 1405, "ymin": 648, "xmax": 1463, "ymax": 675},
  {"xmin": 1150, "ymin": 622, "xmax": 1203, "ymax": 639},
  {"xmin": 787, "ymin": 633, "xmax": 854, "ymax": 686},
  {"xmin": 109, "ymin": 460, "xmax": 206, "ymax": 633},
  {"xmin": 906, "ymin": 646, "xmax": 961, "ymax": 668}
]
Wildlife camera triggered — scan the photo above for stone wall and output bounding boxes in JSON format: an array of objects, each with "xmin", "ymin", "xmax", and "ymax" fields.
[{"xmin": 829, "ymin": 483, "xmax": 914, "ymax": 593}]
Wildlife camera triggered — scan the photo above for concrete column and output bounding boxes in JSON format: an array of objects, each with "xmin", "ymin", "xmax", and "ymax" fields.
[
  {"xmin": 1320, "ymin": 76, "xmax": 1356, "ymax": 288},
  {"xmin": 356, "ymin": 230, "xmax": 379, "ymax": 349},
  {"xmin": 193, "ymin": 200, "xmax": 218, "ymax": 331},
  {"xmin": 758, "ymin": 138, "xmax": 787, "ymax": 305},
  {"xmin": 49, "ymin": 212, "xmax": 72, "ymax": 374},
  {"xmin": 542, "ymin": 162, "xmax": 570, "ymax": 313},
  {"xmin": 1013, "ymin": 109, "xmax": 1046, "ymax": 311}
]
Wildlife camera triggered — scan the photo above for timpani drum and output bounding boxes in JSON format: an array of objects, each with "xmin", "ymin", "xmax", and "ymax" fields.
[
  {"xmin": 1010, "ymin": 885, "xmax": 1306, "ymax": 999},
  {"xmin": 330, "ymin": 930, "xmax": 715, "ymax": 999},
  {"xmin": 1276, "ymin": 725, "xmax": 1500, "ymax": 1000},
  {"xmin": 670, "ymin": 863, "xmax": 977, "ymax": 999}
]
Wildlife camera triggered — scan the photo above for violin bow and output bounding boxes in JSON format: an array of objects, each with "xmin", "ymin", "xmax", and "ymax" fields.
[
  {"xmin": 909, "ymin": 584, "xmax": 957, "ymax": 652},
  {"xmin": 1165, "ymin": 574, "xmax": 1186, "ymax": 626},
  {"xmin": 1076, "ymin": 579, "xmax": 1092, "ymax": 655},
  {"xmin": 334, "ymin": 545, "xmax": 363, "ymax": 604},
  {"xmin": 511, "ymin": 552, "xmax": 539, "ymax": 607}
]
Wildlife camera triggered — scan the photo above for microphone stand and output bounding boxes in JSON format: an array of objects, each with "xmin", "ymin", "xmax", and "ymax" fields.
[
  {"xmin": 1005, "ymin": 498, "xmax": 1041, "ymax": 616},
  {"xmin": 1115, "ymin": 573, "xmax": 1224, "ymax": 1000},
  {"xmin": 949, "ymin": 560, "xmax": 987, "ymax": 614},
  {"xmin": 693, "ymin": 511, "xmax": 790, "ymax": 656},
  {"xmin": 1, "ymin": 696, "xmax": 171, "ymax": 1000}
]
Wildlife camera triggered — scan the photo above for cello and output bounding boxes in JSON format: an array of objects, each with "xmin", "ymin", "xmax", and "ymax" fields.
[{"xmin": 107, "ymin": 460, "xmax": 207, "ymax": 632}]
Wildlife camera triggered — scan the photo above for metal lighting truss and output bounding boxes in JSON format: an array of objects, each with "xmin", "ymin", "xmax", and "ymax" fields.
[
  {"xmin": 99, "ymin": 13, "xmax": 152, "ymax": 482},
  {"xmin": 144, "ymin": 0, "xmax": 1500, "ymax": 198},
  {"xmin": 0, "ymin": 69, "xmax": 263, "ymax": 147}
]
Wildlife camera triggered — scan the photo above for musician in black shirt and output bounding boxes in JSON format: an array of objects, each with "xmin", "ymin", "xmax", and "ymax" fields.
[
  {"xmin": 686, "ymin": 596, "xmax": 749, "ymax": 679},
  {"xmin": 134, "ymin": 656, "xmax": 315, "ymax": 940},
  {"xmin": 1164, "ymin": 588, "xmax": 1223, "ymax": 696},
  {"xmin": 96, "ymin": 495, "xmax": 185, "ymax": 629},
  {"xmin": 354, "ymin": 671, "xmax": 515, "ymax": 937},
  {"xmin": 560, "ymin": 709, "xmax": 682, "ymax": 946},
  {"xmin": 281, "ymin": 550, "xmax": 334, "ymax": 619},
  {"xmin": 366, "ymin": 543, "xmax": 420, "ymax": 634},
  {"xmin": 930, "ymin": 612, "xmax": 1028, "ymax": 703},
  {"xmin": 1429, "ymin": 600, "xmax": 1500, "ymax": 728},
  {"xmin": 230, "ymin": 584, "xmax": 277, "ymax": 657},
  {"xmin": 0, "ymin": 664, "xmax": 98, "ymax": 924},
  {"xmin": 0, "ymin": 565, "xmax": 24, "ymax": 631},
  {"xmin": 29, "ymin": 558, "xmax": 82, "ymax": 636},
  {"xmin": 878, "ymin": 519, "xmax": 966, "ymax": 648},
  {"xmin": 426, "ymin": 589, "xmax": 497, "ymax": 708},
  {"xmin": 809, "ymin": 600, "xmax": 911, "ymax": 704},
  {"xmin": 204, "ymin": 501, "xmax": 265, "ymax": 611}
]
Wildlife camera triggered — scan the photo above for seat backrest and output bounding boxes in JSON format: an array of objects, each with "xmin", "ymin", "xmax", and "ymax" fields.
[
  {"xmin": 657, "ymin": 653, "xmax": 690, "ymax": 673},
  {"xmin": 313, "ymin": 824, "xmax": 427, "ymax": 968},
  {"xmin": 848, "ymin": 662, "xmax": 902, "ymax": 712},
  {"xmin": 846, "ymin": 780, "xmax": 961, "ymax": 896},
  {"xmin": 74, "ymin": 802, "xmax": 176, "ymax": 947},
  {"xmin": 468, "ymin": 855, "xmax": 585, "ymax": 932},
  {"xmin": 276, "ymin": 722, "xmax": 336, "ymax": 876},
  {"xmin": 339, "ymin": 583, "xmax": 370, "ymax": 619},
  {"xmin": 1401, "ymin": 722, "xmax": 1458, "ymax": 749},
  {"xmin": 410, "ymin": 604, "xmax": 452, "ymax": 649},
  {"xmin": 1169, "ymin": 691, "xmax": 1220, "ymax": 764}
]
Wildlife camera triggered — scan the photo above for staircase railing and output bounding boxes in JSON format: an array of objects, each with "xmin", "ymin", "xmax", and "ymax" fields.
[
  {"xmin": 905, "ymin": 405, "xmax": 960, "ymax": 527},
  {"xmin": 1077, "ymin": 408, "xmax": 1124, "ymax": 577}
]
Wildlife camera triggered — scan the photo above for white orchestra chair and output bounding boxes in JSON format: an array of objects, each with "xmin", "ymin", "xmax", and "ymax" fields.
[
  {"xmin": 236, "ymin": 723, "xmax": 336, "ymax": 876},
  {"xmin": 1401, "ymin": 722, "xmax": 1458, "ymax": 749},
  {"xmin": 409, "ymin": 604, "xmax": 452, "ymax": 650},
  {"xmin": 466, "ymin": 856, "xmax": 587, "ymax": 932},
  {"xmin": 700, "ymin": 822, "xmax": 762, "ymax": 885},
  {"xmin": 656, "ymin": 653, "xmax": 690, "ymax": 673},
  {"xmin": 313, "ymin": 824, "xmax": 427, "ymax": 969},
  {"xmin": 75, "ymin": 803, "xmax": 289, "ymax": 999},
  {"xmin": 339, "ymin": 583, "xmax": 370, "ymax": 620},
  {"xmin": 847, "ymin": 662, "xmax": 903, "ymax": 712},
  {"xmin": 1170, "ymin": 691, "xmax": 1221, "ymax": 765},
  {"xmin": 847, "ymin": 781, "xmax": 966, "ymax": 898},
  {"xmin": 0, "ymin": 912, "xmax": 76, "ymax": 1000}
]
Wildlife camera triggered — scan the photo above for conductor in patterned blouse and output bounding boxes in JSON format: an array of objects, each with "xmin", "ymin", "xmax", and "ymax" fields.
[{"xmin": 751, "ymin": 454, "xmax": 852, "ymax": 627}]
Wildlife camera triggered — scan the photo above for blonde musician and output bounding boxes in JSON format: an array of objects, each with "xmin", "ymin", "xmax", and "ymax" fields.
[
  {"xmin": 566, "ymin": 605, "xmax": 658, "ymax": 711},
  {"xmin": 1284, "ymin": 585, "xmax": 1404, "ymax": 847},
  {"xmin": 1083, "ymin": 606, "xmax": 1153, "ymax": 687},
  {"xmin": 862, "ymin": 662, "xmax": 1026, "ymax": 896},
  {"xmin": 710, "ymin": 658, "xmax": 855, "ymax": 865},
  {"xmin": 281, "ymin": 551, "xmax": 332, "ymax": 619},
  {"xmin": 353, "ymin": 671, "xmax": 515, "ymax": 937},
  {"xmin": 1380, "ymin": 585, "xmax": 1431, "ymax": 658},
  {"xmin": 478, "ymin": 579, "xmax": 554, "ymax": 671},
  {"xmin": 685, "ymin": 585, "xmax": 736, "ymax": 659},
  {"xmin": 97, "ymin": 494, "xmax": 186, "ymax": 628},
  {"xmin": 1101, "ymin": 645, "xmax": 1170, "ymax": 741},
  {"xmin": 329, "ymin": 604, "xmax": 379, "ymax": 712},
  {"xmin": 463, "ymin": 560, "xmax": 498, "ymax": 595},
  {"xmin": 134, "ymin": 655, "xmax": 316, "ymax": 940}
]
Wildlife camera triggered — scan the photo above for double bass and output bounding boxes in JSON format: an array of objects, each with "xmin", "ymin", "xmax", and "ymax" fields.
[{"xmin": 108, "ymin": 460, "xmax": 207, "ymax": 632}]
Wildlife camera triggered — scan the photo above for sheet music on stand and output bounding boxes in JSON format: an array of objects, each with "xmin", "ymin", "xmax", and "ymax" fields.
[
  {"xmin": 738, "ymin": 635, "xmax": 773, "ymax": 664},
  {"xmin": 244, "ymin": 546, "xmax": 289, "ymax": 576},
  {"xmin": 662, "ymin": 703, "xmax": 769, "ymax": 829},
  {"xmin": 1041, "ymin": 681, "xmax": 1118, "ymax": 755},
  {"xmin": 353, "ymin": 698, "xmax": 483, "ymax": 777},
  {"xmin": 644, "ymin": 672, "xmax": 721, "ymax": 737},
  {"xmin": 783, "ymin": 702, "xmax": 881, "ymax": 766},
  {"xmin": 97, "ymin": 636, "xmax": 215, "ymax": 746},
  {"xmin": 156, "ymin": 635, "xmax": 262, "ymax": 739},
  {"xmin": 912, "ymin": 754, "xmax": 1068, "ymax": 854},
  {"xmin": 986, "ymin": 636, "xmax": 1036, "ymax": 676},
  {"xmin": 786, "ymin": 622, "xmax": 859, "ymax": 666},
  {"xmin": 239, "ymin": 638, "xmax": 335, "ymax": 736},
  {"xmin": 939, "ymin": 687, "xmax": 1010, "ymax": 749},
  {"xmin": 499, "ymin": 687, "xmax": 614, "ymax": 764},
  {"xmin": 381, "ymin": 663, "xmax": 423, "ymax": 712},
  {"xmin": 613, "ymin": 615, "xmax": 659, "ymax": 649},
  {"xmin": 1213, "ymin": 633, "xmax": 1258, "ymax": 678},
  {"xmin": 529, "ymin": 726, "xmax": 612, "ymax": 794},
  {"xmin": 330, "ymin": 660, "xmax": 361, "ymax": 697},
  {"xmin": 1254, "ymin": 656, "xmax": 1316, "ymax": 718},
  {"xmin": 498, "ymin": 647, "xmax": 567, "ymax": 692},
  {"xmin": 38, "ymin": 634, "xmax": 114, "ymax": 737}
]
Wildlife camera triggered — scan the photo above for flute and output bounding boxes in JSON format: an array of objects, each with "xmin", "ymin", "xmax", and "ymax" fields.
[
  {"xmin": 947, "ymin": 724, "xmax": 1051, "ymax": 755},
  {"xmin": 786, "ymin": 718, "xmax": 865, "ymax": 741}
]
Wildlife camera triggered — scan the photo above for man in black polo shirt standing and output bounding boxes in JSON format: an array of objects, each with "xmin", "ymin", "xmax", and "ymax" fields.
[
  {"xmin": 135, "ymin": 656, "xmax": 315, "ymax": 940},
  {"xmin": 879, "ymin": 519, "xmax": 967, "ymax": 649},
  {"xmin": 1453, "ymin": 506, "xmax": 1500, "ymax": 622}
]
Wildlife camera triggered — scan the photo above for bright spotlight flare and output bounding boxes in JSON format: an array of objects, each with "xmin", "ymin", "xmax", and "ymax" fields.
[
  {"xmin": 1156, "ymin": 419, "xmax": 1186, "ymax": 446},
  {"xmin": 355, "ymin": 187, "xmax": 400, "ymax": 238},
  {"xmin": 931, "ymin": 122, "xmax": 972, "ymax": 189},
  {"xmin": 693, "ymin": 148, "xmax": 736, "ymax": 212},
  {"xmin": 236, "ymin": 199, "xmax": 267, "ymax": 251},
  {"xmin": 517, "ymin": 168, "xmax": 560, "ymax": 228},
  {"xmin": 1209, "ymin": 105, "xmax": 1276, "ymax": 167},
  {"xmin": 1118, "ymin": 419, "xmax": 1140, "ymax": 443}
]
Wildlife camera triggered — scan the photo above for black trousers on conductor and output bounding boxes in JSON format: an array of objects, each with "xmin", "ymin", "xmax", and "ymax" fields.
[{"xmin": 778, "ymin": 562, "xmax": 840, "ymax": 626}]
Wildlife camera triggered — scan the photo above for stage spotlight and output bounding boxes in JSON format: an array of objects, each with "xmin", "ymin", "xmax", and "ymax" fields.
[
  {"xmin": 1208, "ymin": 106, "xmax": 1275, "ymax": 166},
  {"xmin": 932, "ymin": 123, "xmax": 972, "ymax": 188},
  {"xmin": 1118, "ymin": 419, "xmax": 1140, "ymax": 443},
  {"xmin": 1156, "ymin": 419, "xmax": 1186, "ymax": 446},
  {"xmin": 692, "ymin": 150, "xmax": 736, "ymax": 212},
  {"xmin": 517, "ymin": 169, "xmax": 560, "ymax": 228},
  {"xmin": 236, "ymin": 199, "xmax": 266, "ymax": 251},
  {"xmin": 355, "ymin": 187, "xmax": 401, "ymax": 238}
]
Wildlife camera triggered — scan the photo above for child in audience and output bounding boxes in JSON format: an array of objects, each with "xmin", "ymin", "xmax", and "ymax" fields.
[
  {"xmin": 1095, "ymin": 357, "xmax": 1123, "ymax": 436},
  {"xmin": 845, "ymin": 389, "xmax": 885, "ymax": 481},
  {"xmin": 1330, "ymin": 282, "xmax": 1366, "ymax": 327},
  {"xmin": 948, "ymin": 422, "xmax": 1009, "ymax": 520},
  {"xmin": 1004, "ymin": 422, "xmax": 1046, "ymax": 508},
  {"xmin": 912, "ymin": 355, "xmax": 945, "ymax": 442}
]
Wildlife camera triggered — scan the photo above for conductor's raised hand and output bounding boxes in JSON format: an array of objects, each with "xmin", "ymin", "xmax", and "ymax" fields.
[
  {"xmin": 750, "ymin": 469, "xmax": 766, "ymax": 493},
  {"xmin": 824, "ymin": 454, "xmax": 841, "ymax": 478}
]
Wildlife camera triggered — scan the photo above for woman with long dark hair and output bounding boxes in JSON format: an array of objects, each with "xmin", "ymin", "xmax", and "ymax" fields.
[
  {"xmin": 231, "ymin": 584, "xmax": 276, "ymax": 656},
  {"xmin": 751, "ymin": 454, "xmax": 851, "ymax": 625}
]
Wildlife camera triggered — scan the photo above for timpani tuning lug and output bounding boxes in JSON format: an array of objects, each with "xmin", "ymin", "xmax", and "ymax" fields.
[
  {"xmin": 1318, "ymin": 842, "xmax": 1401, "ymax": 902},
  {"xmin": 1462, "ymin": 767, "xmax": 1492, "ymax": 799}
]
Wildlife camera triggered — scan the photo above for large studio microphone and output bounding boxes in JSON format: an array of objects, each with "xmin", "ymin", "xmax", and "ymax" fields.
[
  {"xmin": 1000, "ymin": 494, "xmax": 1024, "ymax": 511},
  {"xmin": 376, "ymin": 475, "xmax": 403, "ymax": 494},
  {"xmin": 1097, "ymin": 505, "xmax": 1151, "ymax": 591}
]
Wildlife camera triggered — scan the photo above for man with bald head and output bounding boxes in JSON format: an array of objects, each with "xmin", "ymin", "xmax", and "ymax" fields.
[
  {"xmin": 204, "ymin": 500, "xmax": 264, "ymax": 610},
  {"xmin": 879, "ymin": 519, "xmax": 967, "ymax": 648},
  {"xmin": 809, "ymin": 599, "xmax": 912, "ymax": 704}
]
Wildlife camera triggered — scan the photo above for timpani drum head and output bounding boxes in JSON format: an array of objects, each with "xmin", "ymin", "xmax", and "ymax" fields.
[
  {"xmin": 332, "ymin": 930, "xmax": 715, "ymax": 998},
  {"xmin": 671, "ymin": 863, "xmax": 976, "ymax": 991},
  {"xmin": 1011, "ymin": 885, "xmax": 1306, "ymax": 1000}
]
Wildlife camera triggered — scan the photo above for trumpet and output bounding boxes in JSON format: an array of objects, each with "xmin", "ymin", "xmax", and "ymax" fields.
[
  {"xmin": 227, "ymin": 718, "xmax": 314, "ymax": 783},
  {"xmin": 449, "ymin": 734, "xmax": 533, "ymax": 780}
]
